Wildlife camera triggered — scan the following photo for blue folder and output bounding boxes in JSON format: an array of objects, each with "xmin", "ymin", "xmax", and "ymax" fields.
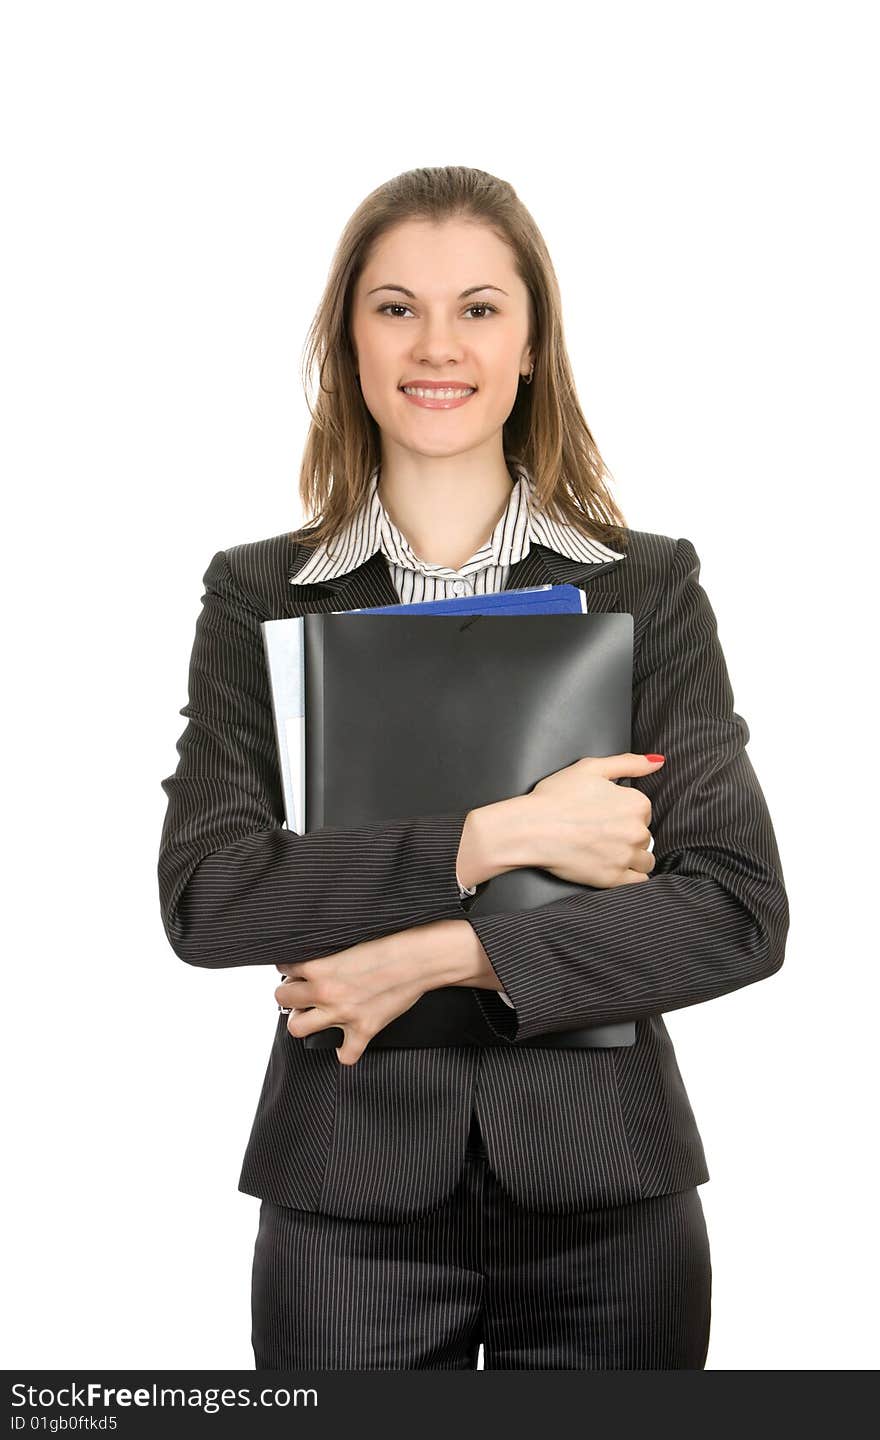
[{"xmin": 335, "ymin": 582, "xmax": 589, "ymax": 617}]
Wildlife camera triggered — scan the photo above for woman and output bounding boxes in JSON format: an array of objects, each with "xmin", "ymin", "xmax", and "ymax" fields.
[{"xmin": 158, "ymin": 165, "xmax": 789, "ymax": 1370}]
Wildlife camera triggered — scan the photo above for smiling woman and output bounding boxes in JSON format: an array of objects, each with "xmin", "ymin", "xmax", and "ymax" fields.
[{"xmin": 158, "ymin": 163, "xmax": 787, "ymax": 1373}]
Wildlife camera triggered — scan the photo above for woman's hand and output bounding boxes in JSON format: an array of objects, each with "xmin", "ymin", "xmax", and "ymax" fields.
[
  {"xmin": 273, "ymin": 919, "xmax": 493, "ymax": 1066},
  {"xmin": 526, "ymin": 752, "xmax": 664, "ymax": 888}
]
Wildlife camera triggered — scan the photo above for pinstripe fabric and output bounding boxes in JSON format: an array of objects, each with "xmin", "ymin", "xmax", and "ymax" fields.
[
  {"xmin": 250, "ymin": 1113, "xmax": 712, "ymax": 1369},
  {"xmin": 157, "ymin": 498, "xmax": 788, "ymax": 1223}
]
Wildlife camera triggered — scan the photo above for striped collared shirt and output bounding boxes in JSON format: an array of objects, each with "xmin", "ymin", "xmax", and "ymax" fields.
[
  {"xmin": 290, "ymin": 460, "xmax": 626, "ymax": 1007},
  {"xmin": 290, "ymin": 459, "xmax": 626, "ymax": 596}
]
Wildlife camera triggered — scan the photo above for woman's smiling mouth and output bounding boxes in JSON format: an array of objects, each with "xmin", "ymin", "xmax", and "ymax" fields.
[{"xmin": 399, "ymin": 384, "xmax": 477, "ymax": 409}]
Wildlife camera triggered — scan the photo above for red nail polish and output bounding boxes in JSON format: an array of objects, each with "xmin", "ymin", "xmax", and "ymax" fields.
[{"xmin": 645, "ymin": 753, "xmax": 665, "ymax": 762}]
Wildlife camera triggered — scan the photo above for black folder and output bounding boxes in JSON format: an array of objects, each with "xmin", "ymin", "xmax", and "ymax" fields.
[{"xmin": 302, "ymin": 611, "xmax": 636, "ymax": 1049}]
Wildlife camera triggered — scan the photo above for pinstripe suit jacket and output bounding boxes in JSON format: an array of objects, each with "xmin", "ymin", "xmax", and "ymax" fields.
[{"xmin": 157, "ymin": 526, "xmax": 789, "ymax": 1221}]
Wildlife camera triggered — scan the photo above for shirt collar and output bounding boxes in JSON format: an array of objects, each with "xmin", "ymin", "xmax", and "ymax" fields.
[{"xmin": 289, "ymin": 460, "xmax": 625, "ymax": 586}]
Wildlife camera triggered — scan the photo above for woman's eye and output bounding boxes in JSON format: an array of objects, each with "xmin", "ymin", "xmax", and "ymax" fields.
[{"xmin": 376, "ymin": 302, "xmax": 498, "ymax": 319}]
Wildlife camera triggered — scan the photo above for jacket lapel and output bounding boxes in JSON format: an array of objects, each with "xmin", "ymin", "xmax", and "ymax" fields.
[
  {"xmin": 285, "ymin": 548, "xmax": 400, "ymax": 613},
  {"xmin": 502, "ymin": 545, "xmax": 624, "ymax": 609}
]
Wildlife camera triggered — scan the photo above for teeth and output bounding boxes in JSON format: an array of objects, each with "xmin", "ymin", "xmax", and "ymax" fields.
[{"xmin": 401, "ymin": 386, "xmax": 474, "ymax": 399}]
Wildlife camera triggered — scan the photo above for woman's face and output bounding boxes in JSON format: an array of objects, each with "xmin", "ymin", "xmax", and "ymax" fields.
[{"xmin": 350, "ymin": 217, "xmax": 534, "ymax": 461}]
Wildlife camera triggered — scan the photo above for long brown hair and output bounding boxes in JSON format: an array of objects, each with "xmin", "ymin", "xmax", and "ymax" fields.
[{"xmin": 291, "ymin": 166, "xmax": 629, "ymax": 554}]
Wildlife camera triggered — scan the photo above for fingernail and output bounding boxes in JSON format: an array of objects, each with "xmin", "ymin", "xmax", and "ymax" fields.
[{"xmin": 645, "ymin": 753, "xmax": 665, "ymax": 762}]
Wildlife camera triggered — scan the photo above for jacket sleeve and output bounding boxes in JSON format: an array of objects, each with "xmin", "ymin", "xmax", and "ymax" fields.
[
  {"xmin": 467, "ymin": 536, "xmax": 789, "ymax": 1042},
  {"xmin": 158, "ymin": 547, "xmax": 474, "ymax": 968}
]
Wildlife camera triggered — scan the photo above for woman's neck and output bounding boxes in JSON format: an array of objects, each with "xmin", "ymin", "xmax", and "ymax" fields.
[{"xmin": 377, "ymin": 457, "xmax": 515, "ymax": 570}]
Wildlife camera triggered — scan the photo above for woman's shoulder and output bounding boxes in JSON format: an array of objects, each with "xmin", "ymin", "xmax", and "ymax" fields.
[
  {"xmin": 608, "ymin": 526, "xmax": 694, "ymax": 583},
  {"xmin": 614, "ymin": 526, "xmax": 682, "ymax": 559},
  {"xmin": 596, "ymin": 527, "xmax": 707, "ymax": 626},
  {"xmin": 212, "ymin": 527, "xmax": 310, "ymax": 618}
]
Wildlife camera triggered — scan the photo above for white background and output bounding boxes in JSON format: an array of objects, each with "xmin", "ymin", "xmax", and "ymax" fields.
[{"xmin": 3, "ymin": 0, "xmax": 876, "ymax": 1371}]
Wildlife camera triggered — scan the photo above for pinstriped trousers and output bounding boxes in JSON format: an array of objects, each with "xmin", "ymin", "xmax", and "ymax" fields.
[{"xmin": 250, "ymin": 1110, "xmax": 712, "ymax": 1370}]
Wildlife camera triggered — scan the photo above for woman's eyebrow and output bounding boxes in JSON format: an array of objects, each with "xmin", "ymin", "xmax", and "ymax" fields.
[{"xmin": 366, "ymin": 283, "xmax": 509, "ymax": 298}]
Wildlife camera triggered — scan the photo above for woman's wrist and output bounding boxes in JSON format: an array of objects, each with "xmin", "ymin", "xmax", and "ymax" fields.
[
  {"xmin": 457, "ymin": 795, "xmax": 537, "ymax": 887},
  {"xmin": 421, "ymin": 919, "xmax": 503, "ymax": 991}
]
